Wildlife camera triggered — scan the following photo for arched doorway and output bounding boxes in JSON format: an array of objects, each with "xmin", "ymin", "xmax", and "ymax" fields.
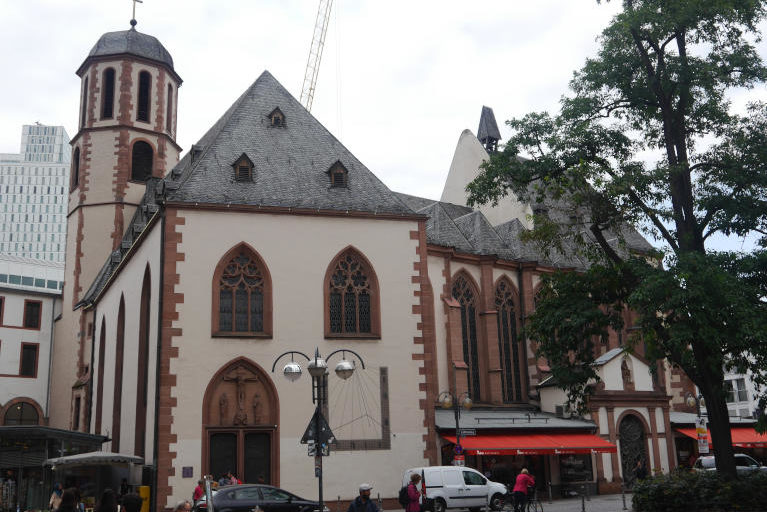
[
  {"xmin": 619, "ymin": 414, "xmax": 648, "ymax": 488},
  {"xmin": 202, "ymin": 358, "xmax": 279, "ymax": 484}
]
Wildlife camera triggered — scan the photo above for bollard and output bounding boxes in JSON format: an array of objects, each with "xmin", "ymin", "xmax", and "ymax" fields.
[
  {"xmin": 621, "ymin": 483, "xmax": 627, "ymax": 511},
  {"xmin": 337, "ymin": 496, "xmax": 341, "ymax": 512},
  {"xmin": 547, "ymin": 481, "xmax": 553, "ymax": 504},
  {"xmin": 377, "ymin": 493, "xmax": 382, "ymax": 512},
  {"xmin": 586, "ymin": 482, "xmax": 590, "ymax": 502},
  {"xmin": 580, "ymin": 485, "xmax": 585, "ymax": 512}
]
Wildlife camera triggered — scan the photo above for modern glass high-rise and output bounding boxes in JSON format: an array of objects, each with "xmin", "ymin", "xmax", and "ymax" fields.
[{"xmin": 0, "ymin": 124, "xmax": 70, "ymax": 262}]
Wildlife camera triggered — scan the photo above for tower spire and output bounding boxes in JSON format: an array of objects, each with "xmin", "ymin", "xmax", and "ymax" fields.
[
  {"xmin": 131, "ymin": 0, "xmax": 143, "ymax": 28},
  {"xmin": 477, "ymin": 106, "xmax": 501, "ymax": 153}
]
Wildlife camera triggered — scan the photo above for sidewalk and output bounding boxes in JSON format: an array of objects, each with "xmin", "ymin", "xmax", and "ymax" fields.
[{"xmin": 532, "ymin": 493, "xmax": 632, "ymax": 512}]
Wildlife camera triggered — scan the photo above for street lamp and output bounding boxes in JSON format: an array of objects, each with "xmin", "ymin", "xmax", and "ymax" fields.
[
  {"xmin": 438, "ymin": 390, "xmax": 472, "ymax": 464},
  {"xmin": 272, "ymin": 348, "xmax": 365, "ymax": 512},
  {"xmin": 685, "ymin": 392, "xmax": 705, "ymax": 417}
]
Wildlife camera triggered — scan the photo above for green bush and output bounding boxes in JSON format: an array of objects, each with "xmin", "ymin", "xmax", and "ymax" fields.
[{"xmin": 632, "ymin": 471, "xmax": 767, "ymax": 511}]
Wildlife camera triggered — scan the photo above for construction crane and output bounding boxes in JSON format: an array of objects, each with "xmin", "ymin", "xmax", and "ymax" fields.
[{"xmin": 300, "ymin": 0, "xmax": 333, "ymax": 112}]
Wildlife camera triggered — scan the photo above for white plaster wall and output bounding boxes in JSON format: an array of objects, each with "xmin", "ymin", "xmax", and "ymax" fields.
[
  {"xmin": 602, "ymin": 453, "xmax": 613, "ymax": 481},
  {"xmin": 658, "ymin": 438, "xmax": 669, "ymax": 473},
  {"xmin": 598, "ymin": 408, "xmax": 609, "ymax": 436},
  {"xmin": 655, "ymin": 407, "xmax": 665, "ymax": 434},
  {"xmin": 91, "ymin": 222, "xmax": 161, "ymax": 461},
  {"xmin": 538, "ymin": 386, "xmax": 568, "ymax": 414},
  {"xmin": 631, "ymin": 355, "xmax": 654, "ymax": 391},
  {"xmin": 0, "ymin": 290, "xmax": 56, "ymax": 413},
  {"xmin": 166, "ymin": 211, "xmax": 427, "ymax": 506},
  {"xmin": 440, "ymin": 130, "xmax": 532, "ymax": 228},
  {"xmin": 491, "ymin": 269, "xmax": 520, "ymax": 290},
  {"xmin": 451, "ymin": 263, "xmax": 481, "ymax": 292},
  {"xmin": 428, "ymin": 255, "xmax": 448, "ymax": 391},
  {"xmin": 599, "ymin": 359, "xmax": 623, "ymax": 391}
]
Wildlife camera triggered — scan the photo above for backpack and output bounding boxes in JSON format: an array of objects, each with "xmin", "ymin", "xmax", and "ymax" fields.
[{"xmin": 397, "ymin": 484, "xmax": 410, "ymax": 508}]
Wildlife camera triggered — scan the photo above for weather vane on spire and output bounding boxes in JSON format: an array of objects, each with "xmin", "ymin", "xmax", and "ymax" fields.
[{"xmin": 130, "ymin": 0, "xmax": 143, "ymax": 28}]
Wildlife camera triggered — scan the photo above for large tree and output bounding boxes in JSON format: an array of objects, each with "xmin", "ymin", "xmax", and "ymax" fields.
[{"xmin": 467, "ymin": 0, "xmax": 767, "ymax": 479}]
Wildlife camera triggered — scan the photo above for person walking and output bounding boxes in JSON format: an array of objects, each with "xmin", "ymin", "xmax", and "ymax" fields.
[
  {"xmin": 347, "ymin": 483, "xmax": 378, "ymax": 512},
  {"xmin": 173, "ymin": 501, "xmax": 192, "ymax": 512},
  {"xmin": 193, "ymin": 480, "xmax": 205, "ymax": 504},
  {"xmin": 49, "ymin": 483, "xmax": 63, "ymax": 512},
  {"xmin": 55, "ymin": 490, "xmax": 77, "ymax": 512},
  {"xmin": 405, "ymin": 474, "xmax": 421, "ymax": 512},
  {"xmin": 634, "ymin": 459, "xmax": 648, "ymax": 482},
  {"xmin": 95, "ymin": 489, "xmax": 118, "ymax": 512},
  {"xmin": 511, "ymin": 469, "xmax": 535, "ymax": 512}
]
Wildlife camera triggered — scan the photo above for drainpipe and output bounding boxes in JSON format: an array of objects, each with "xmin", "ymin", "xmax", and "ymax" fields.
[
  {"xmin": 87, "ymin": 306, "xmax": 97, "ymax": 433},
  {"xmin": 151, "ymin": 206, "xmax": 166, "ymax": 512},
  {"xmin": 45, "ymin": 294, "xmax": 57, "ymax": 421}
]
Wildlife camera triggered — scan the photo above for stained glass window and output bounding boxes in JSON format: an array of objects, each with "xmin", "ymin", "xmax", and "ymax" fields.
[
  {"xmin": 218, "ymin": 249, "xmax": 266, "ymax": 334},
  {"xmin": 328, "ymin": 251, "xmax": 374, "ymax": 335},
  {"xmin": 495, "ymin": 279, "xmax": 522, "ymax": 402},
  {"xmin": 452, "ymin": 275, "xmax": 480, "ymax": 400}
]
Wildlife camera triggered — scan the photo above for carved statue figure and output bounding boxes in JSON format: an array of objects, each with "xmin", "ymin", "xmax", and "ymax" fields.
[
  {"xmin": 252, "ymin": 393, "xmax": 262, "ymax": 424},
  {"xmin": 219, "ymin": 393, "xmax": 229, "ymax": 425},
  {"xmin": 224, "ymin": 365, "xmax": 258, "ymax": 425}
]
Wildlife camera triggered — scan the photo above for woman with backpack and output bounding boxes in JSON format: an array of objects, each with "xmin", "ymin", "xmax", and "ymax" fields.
[{"xmin": 405, "ymin": 473, "xmax": 422, "ymax": 512}]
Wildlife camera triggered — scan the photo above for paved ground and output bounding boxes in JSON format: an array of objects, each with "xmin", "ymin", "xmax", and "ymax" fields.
[
  {"xmin": 380, "ymin": 494, "xmax": 635, "ymax": 512},
  {"xmin": 529, "ymin": 493, "xmax": 633, "ymax": 512}
]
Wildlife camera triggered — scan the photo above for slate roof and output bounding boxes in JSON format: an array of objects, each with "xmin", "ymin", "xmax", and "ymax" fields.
[
  {"xmin": 164, "ymin": 71, "xmax": 414, "ymax": 216},
  {"xmin": 477, "ymin": 106, "xmax": 501, "ymax": 144},
  {"xmin": 79, "ymin": 27, "xmax": 175, "ymax": 74}
]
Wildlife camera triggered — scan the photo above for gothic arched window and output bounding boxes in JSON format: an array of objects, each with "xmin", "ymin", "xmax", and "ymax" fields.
[
  {"xmin": 131, "ymin": 141, "xmax": 153, "ymax": 181},
  {"xmin": 325, "ymin": 248, "xmax": 380, "ymax": 337},
  {"xmin": 71, "ymin": 147, "xmax": 80, "ymax": 190},
  {"xmin": 452, "ymin": 273, "xmax": 480, "ymax": 400},
  {"xmin": 495, "ymin": 278, "xmax": 523, "ymax": 403},
  {"xmin": 213, "ymin": 244, "xmax": 272, "ymax": 337},
  {"xmin": 80, "ymin": 77, "xmax": 89, "ymax": 128},
  {"xmin": 101, "ymin": 68, "xmax": 115, "ymax": 119},
  {"xmin": 3, "ymin": 401, "xmax": 39, "ymax": 426},
  {"xmin": 137, "ymin": 71, "xmax": 151, "ymax": 122}
]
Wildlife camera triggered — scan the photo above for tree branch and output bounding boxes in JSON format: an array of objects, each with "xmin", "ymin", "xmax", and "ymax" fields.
[{"xmin": 590, "ymin": 223, "xmax": 623, "ymax": 265}]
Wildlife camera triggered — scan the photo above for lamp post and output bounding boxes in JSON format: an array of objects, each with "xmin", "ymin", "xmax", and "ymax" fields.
[
  {"xmin": 272, "ymin": 348, "xmax": 365, "ymax": 512},
  {"xmin": 438, "ymin": 390, "xmax": 473, "ymax": 464},
  {"xmin": 686, "ymin": 392, "xmax": 708, "ymax": 455}
]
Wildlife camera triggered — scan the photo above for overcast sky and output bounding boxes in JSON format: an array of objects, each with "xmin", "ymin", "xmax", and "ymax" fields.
[{"xmin": 1, "ymin": 0, "xmax": 764, "ymax": 250}]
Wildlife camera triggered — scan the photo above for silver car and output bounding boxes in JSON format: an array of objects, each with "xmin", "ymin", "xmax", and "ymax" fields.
[{"xmin": 693, "ymin": 454, "xmax": 767, "ymax": 475}]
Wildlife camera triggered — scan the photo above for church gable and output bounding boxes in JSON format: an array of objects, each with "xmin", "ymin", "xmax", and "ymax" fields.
[{"xmin": 164, "ymin": 71, "xmax": 412, "ymax": 216}]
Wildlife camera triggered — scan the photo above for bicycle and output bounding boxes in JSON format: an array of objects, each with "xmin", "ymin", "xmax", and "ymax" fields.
[{"xmin": 505, "ymin": 487, "xmax": 542, "ymax": 512}]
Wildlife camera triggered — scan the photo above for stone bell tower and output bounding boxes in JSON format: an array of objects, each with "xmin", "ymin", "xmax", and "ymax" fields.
[{"xmin": 48, "ymin": 19, "xmax": 182, "ymax": 430}]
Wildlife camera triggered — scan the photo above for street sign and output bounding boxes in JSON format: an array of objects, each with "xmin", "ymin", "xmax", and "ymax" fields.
[
  {"xmin": 454, "ymin": 444, "xmax": 464, "ymax": 455},
  {"xmin": 696, "ymin": 416, "xmax": 709, "ymax": 454},
  {"xmin": 301, "ymin": 408, "xmax": 336, "ymax": 445},
  {"xmin": 459, "ymin": 428, "xmax": 476, "ymax": 437},
  {"xmin": 453, "ymin": 455, "xmax": 465, "ymax": 466}
]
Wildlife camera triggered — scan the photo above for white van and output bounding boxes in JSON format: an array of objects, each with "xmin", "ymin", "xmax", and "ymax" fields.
[{"xmin": 402, "ymin": 466, "xmax": 507, "ymax": 512}]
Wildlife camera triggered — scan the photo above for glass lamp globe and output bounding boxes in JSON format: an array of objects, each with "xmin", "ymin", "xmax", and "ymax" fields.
[
  {"xmin": 335, "ymin": 359, "xmax": 355, "ymax": 380},
  {"xmin": 461, "ymin": 396, "xmax": 473, "ymax": 410},
  {"xmin": 686, "ymin": 394, "xmax": 697, "ymax": 409},
  {"xmin": 282, "ymin": 362, "xmax": 302, "ymax": 382},
  {"xmin": 440, "ymin": 395, "xmax": 453, "ymax": 410},
  {"xmin": 308, "ymin": 355, "xmax": 328, "ymax": 378}
]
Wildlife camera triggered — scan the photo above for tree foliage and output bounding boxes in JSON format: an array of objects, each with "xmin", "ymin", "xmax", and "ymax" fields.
[{"xmin": 467, "ymin": 0, "xmax": 767, "ymax": 479}]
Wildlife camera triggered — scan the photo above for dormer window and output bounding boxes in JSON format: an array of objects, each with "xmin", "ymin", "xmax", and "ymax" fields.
[
  {"xmin": 232, "ymin": 153, "xmax": 254, "ymax": 182},
  {"xmin": 268, "ymin": 108, "xmax": 285, "ymax": 128},
  {"xmin": 328, "ymin": 161, "xmax": 348, "ymax": 188}
]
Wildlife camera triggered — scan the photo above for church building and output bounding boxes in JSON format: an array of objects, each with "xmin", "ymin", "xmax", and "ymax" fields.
[{"xmin": 42, "ymin": 20, "xmax": 699, "ymax": 512}]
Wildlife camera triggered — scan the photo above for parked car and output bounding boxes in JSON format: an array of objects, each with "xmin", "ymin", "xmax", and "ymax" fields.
[
  {"xmin": 192, "ymin": 489, "xmax": 217, "ymax": 512},
  {"xmin": 693, "ymin": 454, "xmax": 767, "ymax": 475},
  {"xmin": 402, "ymin": 466, "xmax": 507, "ymax": 512},
  {"xmin": 208, "ymin": 484, "xmax": 330, "ymax": 512}
]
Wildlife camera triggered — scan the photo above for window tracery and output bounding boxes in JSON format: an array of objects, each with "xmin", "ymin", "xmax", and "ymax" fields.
[
  {"xmin": 495, "ymin": 279, "xmax": 523, "ymax": 402},
  {"xmin": 213, "ymin": 245, "xmax": 271, "ymax": 337},
  {"xmin": 452, "ymin": 274, "xmax": 480, "ymax": 399},
  {"xmin": 326, "ymin": 249, "xmax": 379, "ymax": 337}
]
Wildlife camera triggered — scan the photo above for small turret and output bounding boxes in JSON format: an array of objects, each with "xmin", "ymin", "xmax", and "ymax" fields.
[{"xmin": 477, "ymin": 106, "xmax": 501, "ymax": 153}]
